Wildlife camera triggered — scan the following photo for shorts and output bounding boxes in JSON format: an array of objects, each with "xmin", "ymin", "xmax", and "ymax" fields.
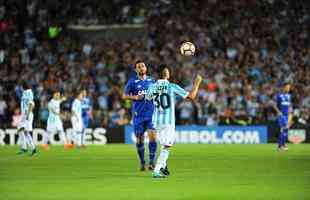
[
  {"xmin": 18, "ymin": 113, "xmax": 34, "ymax": 131},
  {"xmin": 278, "ymin": 115, "xmax": 289, "ymax": 128},
  {"xmin": 134, "ymin": 117, "xmax": 154, "ymax": 137},
  {"xmin": 47, "ymin": 119, "xmax": 64, "ymax": 133},
  {"xmin": 82, "ymin": 117, "xmax": 89, "ymax": 128},
  {"xmin": 71, "ymin": 116, "xmax": 83, "ymax": 132},
  {"xmin": 156, "ymin": 126, "xmax": 176, "ymax": 147}
]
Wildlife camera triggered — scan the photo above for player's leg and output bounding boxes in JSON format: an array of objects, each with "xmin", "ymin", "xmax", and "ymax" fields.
[
  {"xmin": 43, "ymin": 121, "xmax": 53, "ymax": 150},
  {"xmin": 24, "ymin": 131, "xmax": 37, "ymax": 156},
  {"xmin": 42, "ymin": 130, "xmax": 51, "ymax": 150},
  {"xmin": 153, "ymin": 145, "xmax": 170, "ymax": 178},
  {"xmin": 25, "ymin": 113, "xmax": 37, "ymax": 156},
  {"xmin": 81, "ymin": 118, "xmax": 88, "ymax": 148},
  {"xmin": 278, "ymin": 116, "xmax": 288, "ymax": 151},
  {"xmin": 147, "ymin": 129, "xmax": 157, "ymax": 170},
  {"xmin": 57, "ymin": 123, "xmax": 72, "ymax": 149},
  {"xmin": 146, "ymin": 118, "xmax": 157, "ymax": 169},
  {"xmin": 17, "ymin": 128, "xmax": 28, "ymax": 154},
  {"xmin": 134, "ymin": 122, "xmax": 146, "ymax": 171},
  {"xmin": 153, "ymin": 126, "xmax": 174, "ymax": 178}
]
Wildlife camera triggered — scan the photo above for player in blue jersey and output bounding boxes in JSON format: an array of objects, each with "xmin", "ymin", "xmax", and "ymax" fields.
[
  {"xmin": 17, "ymin": 81, "xmax": 37, "ymax": 156},
  {"xmin": 81, "ymin": 89, "xmax": 92, "ymax": 147},
  {"xmin": 270, "ymin": 82, "xmax": 292, "ymax": 151},
  {"xmin": 123, "ymin": 60, "xmax": 157, "ymax": 171},
  {"xmin": 146, "ymin": 64, "xmax": 202, "ymax": 178}
]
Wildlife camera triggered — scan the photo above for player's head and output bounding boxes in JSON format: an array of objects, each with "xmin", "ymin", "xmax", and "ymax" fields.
[
  {"xmin": 135, "ymin": 60, "xmax": 147, "ymax": 77},
  {"xmin": 76, "ymin": 90, "xmax": 84, "ymax": 100},
  {"xmin": 52, "ymin": 90, "xmax": 61, "ymax": 100},
  {"xmin": 81, "ymin": 89, "xmax": 87, "ymax": 98},
  {"xmin": 283, "ymin": 82, "xmax": 291, "ymax": 93},
  {"xmin": 21, "ymin": 80, "xmax": 30, "ymax": 90},
  {"xmin": 157, "ymin": 64, "xmax": 170, "ymax": 80}
]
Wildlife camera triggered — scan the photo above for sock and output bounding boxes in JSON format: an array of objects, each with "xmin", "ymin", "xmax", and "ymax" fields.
[
  {"xmin": 136, "ymin": 143, "xmax": 145, "ymax": 165},
  {"xmin": 81, "ymin": 129, "xmax": 85, "ymax": 145},
  {"xmin": 25, "ymin": 132, "xmax": 36, "ymax": 150},
  {"xmin": 18, "ymin": 131, "xmax": 27, "ymax": 150},
  {"xmin": 278, "ymin": 128, "xmax": 288, "ymax": 147},
  {"xmin": 76, "ymin": 132, "xmax": 82, "ymax": 146},
  {"xmin": 154, "ymin": 148, "xmax": 169, "ymax": 173},
  {"xmin": 282, "ymin": 129, "xmax": 288, "ymax": 146},
  {"xmin": 43, "ymin": 131, "xmax": 51, "ymax": 145},
  {"xmin": 148, "ymin": 141, "xmax": 157, "ymax": 164},
  {"xmin": 59, "ymin": 131, "xmax": 68, "ymax": 145}
]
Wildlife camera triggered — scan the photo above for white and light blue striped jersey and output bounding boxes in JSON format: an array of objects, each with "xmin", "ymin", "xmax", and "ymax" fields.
[
  {"xmin": 146, "ymin": 79, "xmax": 189, "ymax": 128},
  {"xmin": 71, "ymin": 99, "xmax": 82, "ymax": 119},
  {"xmin": 48, "ymin": 99, "xmax": 61, "ymax": 123},
  {"xmin": 20, "ymin": 89, "xmax": 34, "ymax": 116}
]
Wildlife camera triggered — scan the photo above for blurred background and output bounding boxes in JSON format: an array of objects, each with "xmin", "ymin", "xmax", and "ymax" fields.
[{"xmin": 0, "ymin": 0, "xmax": 309, "ymax": 133}]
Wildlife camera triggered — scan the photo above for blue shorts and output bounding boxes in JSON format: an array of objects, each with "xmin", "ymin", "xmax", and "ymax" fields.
[
  {"xmin": 278, "ymin": 115, "xmax": 288, "ymax": 128},
  {"xmin": 134, "ymin": 117, "xmax": 154, "ymax": 137},
  {"xmin": 83, "ymin": 117, "xmax": 89, "ymax": 129}
]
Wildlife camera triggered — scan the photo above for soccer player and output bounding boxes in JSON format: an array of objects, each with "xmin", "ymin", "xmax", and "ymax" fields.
[
  {"xmin": 43, "ymin": 90, "xmax": 72, "ymax": 150},
  {"xmin": 123, "ymin": 60, "xmax": 157, "ymax": 171},
  {"xmin": 17, "ymin": 81, "xmax": 37, "ymax": 156},
  {"xmin": 81, "ymin": 89, "xmax": 92, "ymax": 147},
  {"xmin": 71, "ymin": 90, "xmax": 84, "ymax": 148},
  {"xmin": 270, "ymin": 82, "xmax": 292, "ymax": 151},
  {"xmin": 145, "ymin": 64, "xmax": 202, "ymax": 178}
]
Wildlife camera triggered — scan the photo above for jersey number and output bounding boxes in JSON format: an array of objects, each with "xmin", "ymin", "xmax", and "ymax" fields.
[{"xmin": 154, "ymin": 93, "xmax": 171, "ymax": 109}]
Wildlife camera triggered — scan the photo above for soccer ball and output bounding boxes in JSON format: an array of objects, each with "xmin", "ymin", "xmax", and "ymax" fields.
[{"xmin": 180, "ymin": 41, "xmax": 195, "ymax": 56}]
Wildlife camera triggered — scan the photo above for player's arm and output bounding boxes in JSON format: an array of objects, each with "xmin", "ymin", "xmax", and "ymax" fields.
[
  {"xmin": 187, "ymin": 75, "xmax": 203, "ymax": 100},
  {"xmin": 26, "ymin": 101, "xmax": 34, "ymax": 120},
  {"xmin": 60, "ymin": 96, "xmax": 67, "ymax": 103},
  {"xmin": 268, "ymin": 99, "xmax": 282, "ymax": 116}
]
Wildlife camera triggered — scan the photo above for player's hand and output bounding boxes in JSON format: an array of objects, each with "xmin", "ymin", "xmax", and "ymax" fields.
[
  {"xmin": 194, "ymin": 75, "xmax": 202, "ymax": 86},
  {"xmin": 278, "ymin": 112, "xmax": 283, "ymax": 117},
  {"xmin": 61, "ymin": 96, "xmax": 67, "ymax": 102},
  {"xmin": 134, "ymin": 94, "xmax": 144, "ymax": 100}
]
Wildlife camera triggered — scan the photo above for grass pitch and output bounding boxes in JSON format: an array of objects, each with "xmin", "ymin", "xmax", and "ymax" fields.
[{"xmin": 1, "ymin": 144, "xmax": 310, "ymax": 200}]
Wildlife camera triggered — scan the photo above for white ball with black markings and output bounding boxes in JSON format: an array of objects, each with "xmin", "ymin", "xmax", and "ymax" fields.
[{"xmin": 180, "ymin": 42, "xmax": 195, "ymax": 56}]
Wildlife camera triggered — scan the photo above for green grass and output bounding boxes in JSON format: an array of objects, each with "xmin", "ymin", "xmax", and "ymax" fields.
[{"xmin": 1, "ymin": 144, "xmax": 310, "ymax": 200}]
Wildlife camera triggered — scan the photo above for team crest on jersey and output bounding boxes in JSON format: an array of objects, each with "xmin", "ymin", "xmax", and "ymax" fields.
[{"xmin": 137, "ymin": 85, "xmax": 142, "ymax": 88}]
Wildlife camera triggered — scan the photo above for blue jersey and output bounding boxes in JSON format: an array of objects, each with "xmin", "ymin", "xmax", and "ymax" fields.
[
  {"xmin": 81, "ymin": 97, "xmax": 91, "ymax": 128},
  {"xmin": 146, "ymin": 79, "xmax": 189, "ymax": 127},
  {"xmin": 276, "ymin": 93, "xmax": 291, "ymax": 116},
  {"xmin": 81, "ymin": 97, "xmax": 91, "ymax": 118},
  {"xmin": 125, "ymin": 76, "xmax": 154, "ymax": 121}
]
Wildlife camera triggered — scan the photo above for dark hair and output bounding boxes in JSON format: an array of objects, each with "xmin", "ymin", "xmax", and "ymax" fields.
[
  {"xmin": 282, "ymin": 81, "xmax": 292, "ymax": 87},
  {"xmin": 21, "ymin": 80, "xmax": 30, "ymax": 89},
  {"xmin": 135, "ymin": 60, "xmax": 144, "ymax": 68},
  {"xmin": 52, "ymin": 89, "xmax": 60, "ymax": 95},
  {"xmin": 157, "ymin": 64, "xmax": 170, "ymax": 79}
]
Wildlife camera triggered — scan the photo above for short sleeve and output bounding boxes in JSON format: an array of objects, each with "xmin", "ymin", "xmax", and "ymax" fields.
[{"xmin": 171, "ymin": 83, "xmax": 189, "ymax": 99}]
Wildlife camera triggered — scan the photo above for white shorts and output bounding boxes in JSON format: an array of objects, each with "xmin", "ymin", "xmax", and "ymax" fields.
[
  {"xmin": 71, "ymin": 116, "xmax": 83, "ymax": 132},
  {"xmin": 47, "ymin": 119, "xmax": 64, "ymax": 133},
  {"xmin": 156, "ymin": 126, "xmax": 176, "ymax": 147},
  {"xmin": 18, "ymin": 113, "xmax": 34, "ymax": 131}
]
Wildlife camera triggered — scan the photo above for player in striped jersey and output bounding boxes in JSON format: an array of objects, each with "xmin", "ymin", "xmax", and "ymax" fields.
[
  {"xmin": 17, "ymin": 81, "xmax": 37, "ymax": 156},
  {"xmin": 146, "ymin": 64, "xmax": 202, "ymax": 178},
  {"xmin": 42, "ymin": 90, "xmax": 72, "ymax": 150},
  {"xmin": 71, "ymin": 90, "xmax": 84, "ymax": 148}
]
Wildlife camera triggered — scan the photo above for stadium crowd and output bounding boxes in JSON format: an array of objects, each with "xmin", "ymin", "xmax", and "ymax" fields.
[{"xmin": 0, "ymin": 0, "xmax": 309, "ymax": 129}]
